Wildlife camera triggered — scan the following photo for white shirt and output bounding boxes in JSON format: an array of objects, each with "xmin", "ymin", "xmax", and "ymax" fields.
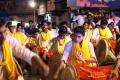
[
  {"xmin": 0, "ymin": 35, "xmax": 39, "ymax": 79},
  {"xmin": 67, "ymin": 27, "xmax": 72, "ymax": 34},
  {"xmin": 73, "ymin": 15, "xmax": 85, "ymax": 26},
  {"xmin": 0, "ymin": 47, "xmax": 3, "ymax": 62},
  {"xmin": 96, "ymin": 19, "xmax": 114, "ymax": 25},
  {"xmin": 92, "ymin": 28, "xmax": 100, "ymax": 41},
  {"xmin": 5, "ymin": 35, "xmax": 38, "ymax": 65},
  {"xmin": 115, "ymin": 17, "xmax": 120, "ymax": 26},
  {"xmin": 96, "ymin": 20, "xmax": 101, "ymax": 25},
  {"xmin": 61, "ymin": 41, "xmax": 96, "ymax": 62},
  {"xmin": 84, "ymin": 30, "xmax": 92, "ymax": 42},
  {"xmin": 117, "ymin": 52, "xmax": 120, "ymax": 59},
  {"xmin": 92, "ymin": 27, "xmax": 113, "ymax": 41},
  {"xmin": 50, "ymin": 29, "xmax": 58, "ymax": 39},
  {"xmin": 110, "ymin": 17, "xmax": 120, "ymax": 26},
  {"xmin": 114, "ymin": 25, "xmax": 120, "ymax": 34}
]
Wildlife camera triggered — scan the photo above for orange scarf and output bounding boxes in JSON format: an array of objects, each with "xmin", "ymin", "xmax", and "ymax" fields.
[
  {"xmin": 71, "ymin": 39, "xmax": 92, "ymax": 66},
  {"xmin": 28, "ymin": 37, "xmax": 36, "ymax": 48}
]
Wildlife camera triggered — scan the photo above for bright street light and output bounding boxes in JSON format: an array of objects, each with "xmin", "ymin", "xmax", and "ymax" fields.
[
  {"xmin": 29, "ymin": 0, "xmax": 36, "ymax": 8},
  {"xmin": 29, "ymin": 0, "xmax": 36, "ymax": 24}
]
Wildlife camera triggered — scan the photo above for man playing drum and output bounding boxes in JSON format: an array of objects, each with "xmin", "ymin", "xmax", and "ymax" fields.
[
  {"xmin": 0, "ymin": 19, "xmax": 49, "ymax": 80},
  {"xmin": 92, "ymin": 19, "xmax": 117, "ymax": 62},
  {"xmin": 50, "ymin": 26, "xmax": 71, "ymax": 56},
  {"xmin": 38, "ymin": 21, "xmax": 53, "ymax": 59},
  {"xmin": 92, "ymin": 19, "xmax": 113, "ymax": 46},
  {"xmin": 83, "ymin": 22, "xmax": 92, "ymax": 42},
  {"xmin": 47, "ymin": 26, "xmax": 71, "ymax": 80},
  {"xmin": 27, "ymin": 29, "xmax": 40, "ymax": 51},
  {"xmin": 53, "ymin": 27, "xmax": 97, "ymax": 79}
]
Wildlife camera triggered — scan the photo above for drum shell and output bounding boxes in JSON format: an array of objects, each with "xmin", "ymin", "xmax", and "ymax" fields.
[
  {"xmin": 60, "ymin": 64, "xmax": 77, "ymax": 80},
  {"xmin": 95, "ymin": 39, "xmax": 116, "ymax": 65},
  {"xmin": 47, "ymin": 53, "xmax": 62, "ymax": 80}
]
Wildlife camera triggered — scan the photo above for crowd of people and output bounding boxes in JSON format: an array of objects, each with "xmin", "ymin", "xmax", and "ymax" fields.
[{"xmin": 0, "ymin": 9, "xmax": 120, "ymax": 80}]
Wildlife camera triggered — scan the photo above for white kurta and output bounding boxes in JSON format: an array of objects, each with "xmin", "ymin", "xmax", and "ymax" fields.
[
  {"xmin": 61, "ymin": 41, "xmax": 96, "ymax": 63},
  {"xmin": 0, "ymin": 35, "xmax": 39, "ymax": 79}
]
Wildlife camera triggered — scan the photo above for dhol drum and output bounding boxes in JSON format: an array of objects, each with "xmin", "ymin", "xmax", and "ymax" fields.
[
  {"xmin": 60, "ymin": 64, "xmax": 77, "ymax": 80},
  {"xmin": 95, "ymin": 39, "xmax": 116, "ymax": 65},
  {"xmin": 75, "ymin": 65, "xmax": 117, "ymax": 80},
  {"xmin": 14, "ymin": 58, "xmax": 24, "ymax": 80},
  {"xmin": 60, "ymin": 64, "xmax": 117, "ymax": 80},
  {"xmin": 47, "ymin": 53, "xmax": 62, "ymax": 80}
]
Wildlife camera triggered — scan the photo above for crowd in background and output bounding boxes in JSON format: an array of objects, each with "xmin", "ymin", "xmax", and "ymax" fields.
[{"xmin": 3, "ymin": 9, "xmax": 120, "ymax": 79}]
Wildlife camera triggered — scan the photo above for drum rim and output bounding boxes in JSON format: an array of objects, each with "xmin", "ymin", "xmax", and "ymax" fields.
[
  {"xmin": 96, "ymin": 39, "xmax": 109, "ymax": 65},
  {"xmin": 67, "ymin": 64, "xmax": 77, "ymax": 79},
  {"xmin": 60, "ymin": 64, "xmax": 77, "ymax": 80},
  {"xmin": 103, "ymin": 39, "xmax": 109, "ymax": 59}
]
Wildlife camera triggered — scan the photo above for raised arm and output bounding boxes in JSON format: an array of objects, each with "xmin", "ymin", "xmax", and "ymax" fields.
[{"xmin": 6, "ymin": 35, "xmax": 49, "ymax": 76}]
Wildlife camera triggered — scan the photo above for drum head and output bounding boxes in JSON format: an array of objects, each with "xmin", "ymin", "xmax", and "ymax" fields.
[
  {"xmin": 60, "ymin": 64, "xmax": 77, "ymax": 80},
  {"xmin": 95, "ymin": 39, "xmax": 109, "ymax": 65}
]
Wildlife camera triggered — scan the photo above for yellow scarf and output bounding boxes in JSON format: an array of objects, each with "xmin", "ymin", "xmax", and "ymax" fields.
[
  {"xmin": 4, "ymin": 29, "xmax": 13, "ymax": 36},
  {"xmin": 28, "ymin": 37, "xmax": 36, "ymax": 46},
  {"xmin": 71, "ymin": 39, "xmax": 92, "ymax": 66},
  {"xmin": 38, "ymin": 31, "xmax": 52, "ymax": 48},
  {"xmin": 99, "ymin": 27, "xmax": 109, "ymax": 39},
  {"xmin": 87, "ymin": 29, "xmax": 92, "ymax": 39},
  {"xmin": 4, "ymin": 28, "xmax": 10, "ymax": 35},
  {"xmin": 9, "ymin": 32, "xmax": 13, "ymax": 36},
  {"xmin": 51, "ymin": 36, "xmax": 71, "ymax": 55},
  {"xmin": 28, "ymin": 37, "xmax": 35, "ymax": 44},
  {"xmin": 2, "ymin": 40, "xmax": 18, "ymax": 80},
  {"xmin": 85, "ymin": 29, "xmax": 92, "ymax": 41},
  {"xmin": 13, "ymin": 32, "xmax": 26, "ymax": 45}
]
